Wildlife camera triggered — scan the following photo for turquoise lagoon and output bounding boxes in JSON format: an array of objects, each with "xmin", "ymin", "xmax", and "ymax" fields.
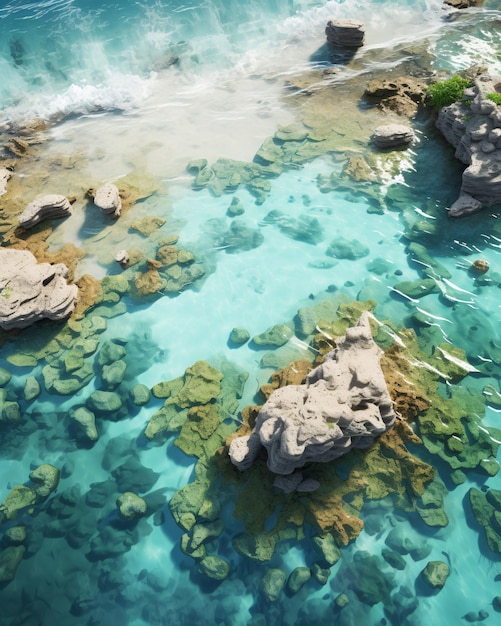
[{"xmin": 1, "ymin": 1, "xmax": 501, "ymax": 625}]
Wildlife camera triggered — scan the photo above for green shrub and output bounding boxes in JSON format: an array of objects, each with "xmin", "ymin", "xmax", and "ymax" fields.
[
  {"xmin": 486, "ymin": 92, "xmax": 501, "ymax": 105},
  {"xmin": 427, "ymin": 75, "xmax": 473, "ymax": 110}
]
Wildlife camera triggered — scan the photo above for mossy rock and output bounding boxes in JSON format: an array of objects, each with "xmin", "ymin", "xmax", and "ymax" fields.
[
  {"xmin": 0, "ymin": 367, "xmax": 12, "ymax": 386},
  {"xmin": 311, "ymin": 562, "xmax": 331, "ymax": 585},
  {"xmin": 5, "ymin": 354, "xmax": 38, "ymax": 368},
  {"xmin": 287, "ymin": 567, "xmax": 311, "ymax": 594},
  {"xmin": 130, "ymin": 215, "xmax": 166, "ymax": 236},
  {"xmin": 181, "ymin": 533, "xmax": 207, "ymax": 560},
  {"xmin": 116, "ymin": 492, "xmax": 148, "ymax": 520},
  {"xmin": 151, "ymin": 376, "xmax": 184, "ymax": 399},
  {"xmin": 145, "ymin": 401, "xmax": 188, "ymax": 440},
  {"xmin": 175, "ymin": 361, "xmax": 223, "ymax": 408},
  {"xmin": 24, "ymin": 376, "xmax": 41, "ymax": 401},
  {"xmin": 87, "ymin": 390, "xmax": 123, "ymax": 414},
  {"xmin": 197, "ymin": 555, "xmax": 230, "ymax": 580},
  {"xmin": 129, "ymin": 384, "xmax": 151, "ymax": 406},
  {"xmin": 169, "ymin": 481, "xmax": 211, "ymax": 531},
  {"xmin": 261, "ymin": 568, "xmax": 286, "ymax": 601},
  {"xmin": 421, "ymin": 561, "xmax": 449, "ymax": 589},
  {"xmin": 29, "ymin": 464, "xmax": 60, "ymax": 498},
  {"xmin": 393, "ymin": 278, "xmax": 438, "ymax": 299},
  {"xmin": 229, "ymin": 327, "xmax": 250, "ymax": 345},
  {"xmin": 4, "ymin": 526, "xmax": 27, "ymax": 545},
  {"xmin": 0, "ymin": 545, "xmax": 25, "ymax": 583},
  {"xmin": 312, "ymin": 533, "xmax": 341, "ymax": 566},
  {"xmin": 70, "ymin": 406, "xmax": 99, "ymax": 442},
  {"xmin": 326, "ymin": 237, "xmax": 369, "ymax": 260},
  {"xmin": 407, "ymin": 242, "xmax": 451, "ymax": 279},
  {"xmin": 102, "ymin": 359, "xmax": 127, "ymax": 388},
  {"xmin": 232, "ymin": 532, "xmax": 277, "ymax": 562},
  {"xmin": 0, "ymin": 486, "xmax": 37, "ymax": 522},
  {"xmin": 253, "ymin": 324, "xmax": 294, "ymax": 347},
  {"xmin": 382, "ymin": 548, "xmax": 406, "ymax": 570}
]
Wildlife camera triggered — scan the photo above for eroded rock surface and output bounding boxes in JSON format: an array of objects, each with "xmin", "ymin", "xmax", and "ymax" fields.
[
  {"xmin": 325, "ymin": 19, "xmax": 365, "ymax": 48},
  {"xmin": 18, "ymin": 194, "xmax": 72, "ymax": 229},
  {"xmin": 371, "ymin": 124, "xmax": 415, "ymax": 149},
  {"xmin": 229, "ymin": 311, "xmax": 396, "ymax": 475},
  {"xmin": 0, "ymin": 249, "xmax": 78, "ymax": 330},
  {"xmin": 435, "ymin": 71, "xmax": 501, "ymax": 214},
  {"xmin": 93, "ymin": 182, "xmax": 122, "ymax": 217}
]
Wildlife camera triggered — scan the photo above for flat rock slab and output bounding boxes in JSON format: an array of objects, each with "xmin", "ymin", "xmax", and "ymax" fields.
[
  {"xmin": 0, "ymin": 249, "xmax": 78, "ymax": 330},
  {"xmin": 372, "ymin": 124, "xmax": 415, "ymax": 149}
]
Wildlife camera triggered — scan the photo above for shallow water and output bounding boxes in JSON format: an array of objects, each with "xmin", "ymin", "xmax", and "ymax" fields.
[{"xmin": 1, "ymin": 1, "xmax": 501, "ymax": 625}]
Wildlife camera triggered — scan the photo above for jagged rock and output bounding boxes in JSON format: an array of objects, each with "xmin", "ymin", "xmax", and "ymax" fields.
[
  {"xmin": 325, "ymin": 19, "xmax": 365, "ymax": 48},
  {"xmin": 116, "ymin": 492, "xmax": 148, "ymax": 520},
  {"xmin": 371, "ymin": 124, "xmax": 415, "ymax": 149},
  {"xmin": 364, "ymin": 77, "xmax": 427, "ymax": 118},
  {"xmin": 18, "ymin": 194, "xmax": 72, "ymax": 229},
  {"xmin": 0, "ymin": 167, "xmax": 11, "ymax": 196},
  {"xmin": 0, "ymin": 249, "xmax": 78, "ymax": 330},
  {"xmin": 93, "ymin": 183, "xmax": 122, "ymax": 217},
  {"xmin": 436, "ymin": 71, "xmax": 501, "ymax": 212},
  {"xmin": 229, "ymin": 312, "xmax": 396, "ymax": 474},
  {"xmin": 115, "ymin": 249, "xmax": 129, "ymax": 268},
  {"xmin": 448, "ymin": 192, "xmax": 483, "ymax": 217}
]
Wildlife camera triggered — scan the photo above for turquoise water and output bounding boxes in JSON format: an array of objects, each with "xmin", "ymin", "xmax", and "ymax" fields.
[{"xmin": 1, "ymin": 0, "xmax": 501, "ymax": 625}]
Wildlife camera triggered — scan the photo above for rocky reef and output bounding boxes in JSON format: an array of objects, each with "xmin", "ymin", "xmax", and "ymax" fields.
[
  {"xmin": 229, "ymin": 312, "xmax": 396, "ymax": 476},
  {"xmin": 435, "ymin": 71, "xmax": 501, "ymax": 215}
]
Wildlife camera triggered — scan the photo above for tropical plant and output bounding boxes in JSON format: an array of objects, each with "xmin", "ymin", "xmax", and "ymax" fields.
[{"xmin": 486, "ymin": 92, "xmax": 501, "ymax": 105}]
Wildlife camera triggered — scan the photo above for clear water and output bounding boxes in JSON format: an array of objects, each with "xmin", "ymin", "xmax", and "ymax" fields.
[{"xmin": 1, "ymin": 1, "xmax": 501, "ymax": 625}]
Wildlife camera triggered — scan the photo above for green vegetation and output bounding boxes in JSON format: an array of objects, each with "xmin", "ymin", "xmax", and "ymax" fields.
[
  {"xmin": 486, "ymin": 92, "xmax": 501, "ymax": 105},
  {"xmin": 427, "ymin": 75, "xmax": 473, "ymax": 110}
]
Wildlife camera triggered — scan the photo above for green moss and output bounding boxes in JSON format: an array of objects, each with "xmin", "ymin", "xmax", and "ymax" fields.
[
  {"xmin": 427, "ymin": 76, "xmax": 473, "ymax": 110},
  {"xmin": 486, "ymin": 92, "xmax": 501, "ymax": 105}
]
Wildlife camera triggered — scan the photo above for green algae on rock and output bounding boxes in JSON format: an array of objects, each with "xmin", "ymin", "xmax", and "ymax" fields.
[
  {"xmin": 421, "ymin": 560, "xmax": 450, "ymax": 589},
  {"xmin": 468, "ymin": 487, "xmax": 501, "ymax": 553}
]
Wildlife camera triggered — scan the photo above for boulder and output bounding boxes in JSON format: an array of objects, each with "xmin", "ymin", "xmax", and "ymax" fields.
[
  {"xmin": 436, "ymin": 71, "xmax": 501, "ymax": 212},
  {"xmin": 0, "ymin": 545, "xmax": 25, "ymax": 584},
  {"xmin": 287, "ymin": 567, "xmax": 311, "ymax": 594},
  {"xmin": 93, "ymin": 183, "xmax": 122, "ymax": 217},
  {"xmin": 229, "ymin": 312, "xmax": 396, "ymax": 474},
  {"xmin": 197, "ymin": 555, "xmax": 230, "ymax": 580},
  {"xmin": 421, "ymin": 560, "xmax": 450, "ymax": 589},
  {"xmin": 70, "ymin": 406, "xmax": 99, "ymax": 442},
  {"xmin": 261, "ymin": 568, "xmax": 286, "ymax": 601},
  {"xmin": 116, "ymin": 492, "xmax": 148, "ymax": 520},
  {"xmin": 18, "ymin": 194, "xmax": 72, "ymax": 229},
  {"xmin": 29, "ymin": 464, "xmax": 60, "ymax": 497},
  {"xmin": 371, "ymin": 124, "xmax": 415, "ymax": 149},
  {"xmin": 115, "ymin": 249, "xmax": 129, "ymax": 268},
  {"xmin": 325, "ymin": 19, "xmax": 365, "ymax": 48},
  {"xmin": 0, "ymin": 249, "xmax": 78, "ymax": 330},
  {"xmin": 229, "ymin": 327, "xmax": 250, "ymax": 346}
]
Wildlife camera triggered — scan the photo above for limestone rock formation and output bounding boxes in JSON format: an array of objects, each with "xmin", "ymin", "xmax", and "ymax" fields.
[
  {"xmin": 371, "ymin": 124, "xmax": 415, "ymax": 149},
  {"xmin": 0, "ymin": 167, "xmax": 11, "ymax": 196},
  {"xmin": 364, "ymin": 76, "xmax": 427, "ymax": 118},
  {"xmin": 325, "ymin": 19, "xmax": 365, "ymax": 48},
  {"xmin": 0, "ymin": 249, "xmax": 78, "ymax": 330},
  {"xmin": 18, "ymin": 194, "xmax": 72, "ymax": 229},
  {"xmin": 435, "ymin": 72, "xmax": 501, "ymax": 214},
  {"xmin": 93, "ymin": 182, "xmax": 122, "ymax": 217},
  {"xmin": 229, "ymin": 311, "xmax": 396, "ymax": 475}
]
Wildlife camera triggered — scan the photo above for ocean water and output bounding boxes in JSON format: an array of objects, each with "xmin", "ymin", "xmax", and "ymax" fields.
[{"xmin": 1, "ymin": 0, "xmax": 501, "ymax": 625}]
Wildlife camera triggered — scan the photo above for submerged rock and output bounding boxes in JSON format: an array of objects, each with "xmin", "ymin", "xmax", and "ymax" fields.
[
  {"xmin": 0, "ymin": 249, "xmax": 78, "ymax": 330},
  {"xmin": 261, "ymin": 568, "xmax": 286, "ymax": 601},
  {"xmin": 18, "ymin": 194, "xmax": 72, "ymax": 229},
  {"xmin": 229, "ymin": 312, "xmax": 396, "ymax": 474},
  {"xmin": 0, "ymin": 545, "xmax": 25, "ymax": 584},
  {"xmin": 197, "ymin": 555, "xmax": 230, "ymax": 580}
]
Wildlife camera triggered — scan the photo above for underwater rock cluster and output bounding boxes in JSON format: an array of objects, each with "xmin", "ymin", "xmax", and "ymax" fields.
[{"xmin": 229, "ymin": 312, "xmax": 396, "ymax": 476}]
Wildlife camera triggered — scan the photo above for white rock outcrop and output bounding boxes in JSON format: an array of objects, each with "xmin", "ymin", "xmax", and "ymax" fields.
[
  {"xmin": 18, "ymin": 194, "xmax": 72, "ymax": 229},
  {"xmin": 94, "ymin": 183, "xmax": 121, "ymax": 217},
  {"xmin": 229, "ymin": 312, "xmax": 396, "ymax": 475},
  {"xmin": 435, "ymin": 72, "xmax": 501, "ymax": 215},
  {"xmin": 0, "ymin": 249, "xmax": 78, "ymax": 330}
]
